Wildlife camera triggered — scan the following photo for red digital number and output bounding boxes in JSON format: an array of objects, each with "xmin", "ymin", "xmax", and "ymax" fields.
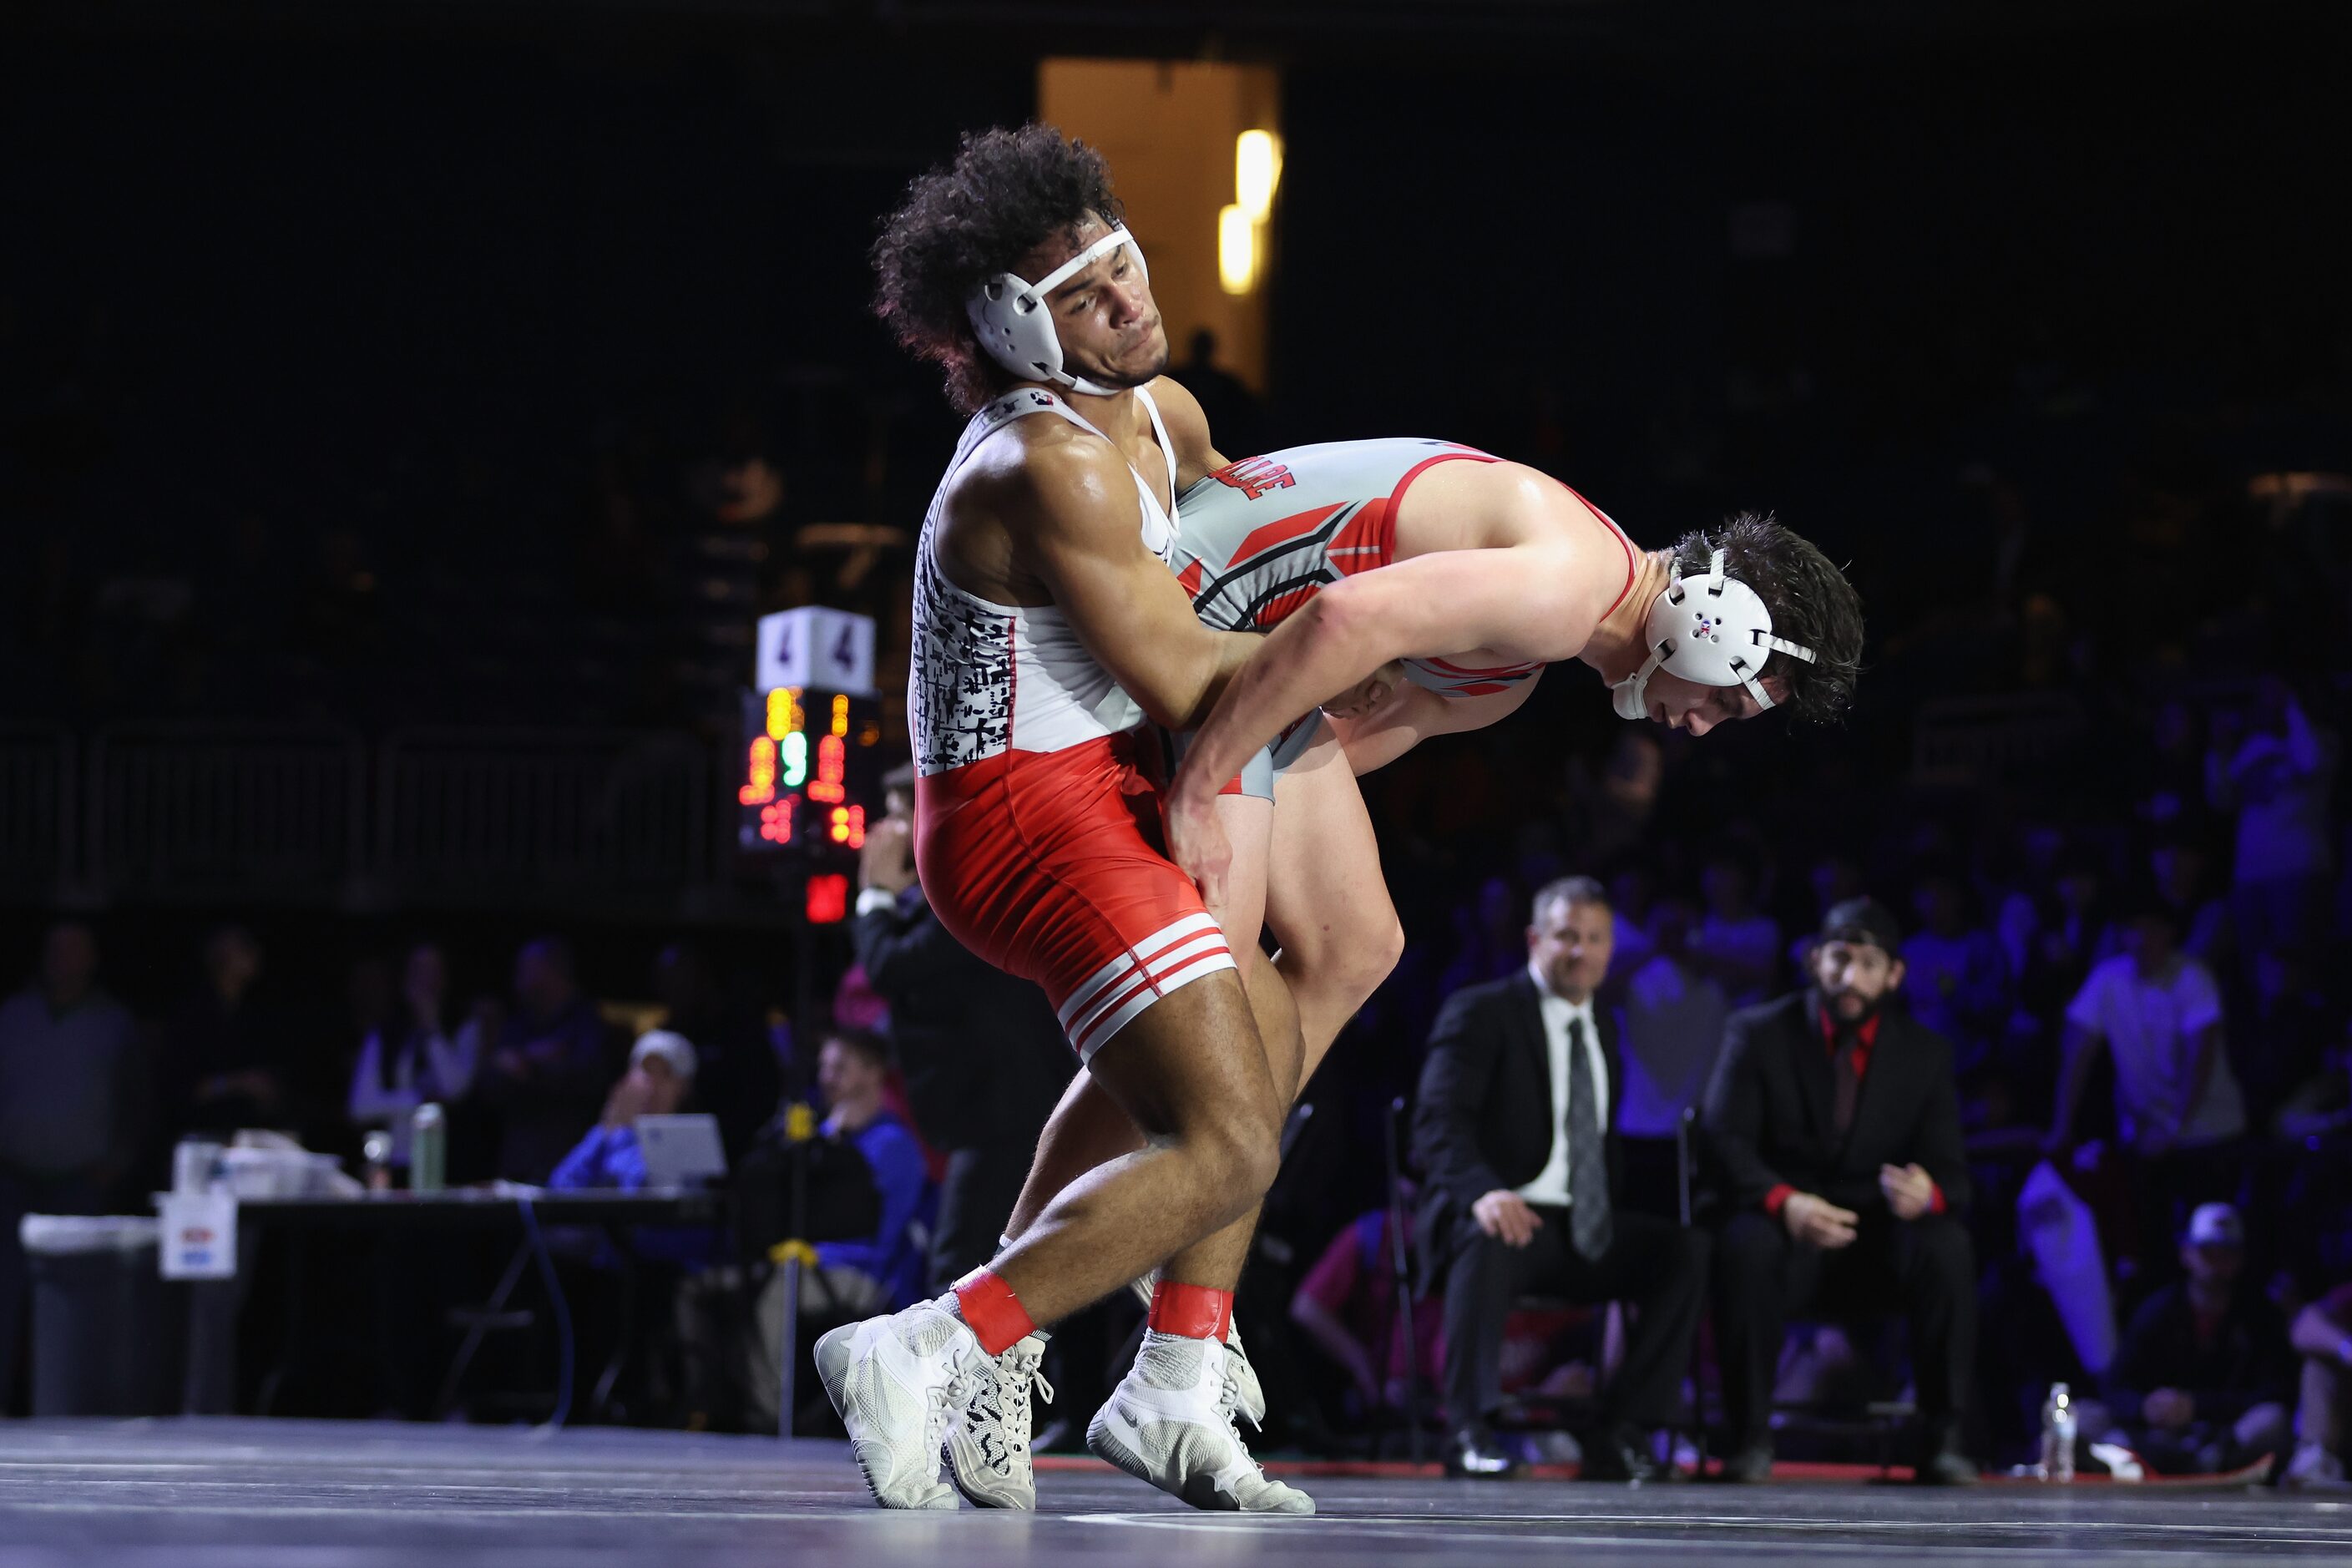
[
  {"xmin": 807, "ymin": 733, "xmax": 847, "ymax": 803},
  {"xmin": 806, "ymin": 873, "xmax": 849, "ymax": 924}
]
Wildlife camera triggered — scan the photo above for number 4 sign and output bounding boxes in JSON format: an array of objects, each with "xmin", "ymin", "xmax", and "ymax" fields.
[{"xmin": 756, "ymin": 607, "xmax": 876, "ymax": 697}]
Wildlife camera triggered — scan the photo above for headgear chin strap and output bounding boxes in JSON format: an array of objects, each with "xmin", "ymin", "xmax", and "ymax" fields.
[
  {"xmin": 966, "ymin": 226, "xmax": 1149, "ymax": 398},
  {"xmin": 1609, "ymin": 549, "xmax": 1818, "ymax": 721}
]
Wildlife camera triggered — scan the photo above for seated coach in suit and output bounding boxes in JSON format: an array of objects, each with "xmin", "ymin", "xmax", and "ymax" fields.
[
  {"xmin": 1414, "ymin": 876, "xmax": 1710, "ymax": 1482},
  {"xmin": 1702, "ymin": 897, "xmax": 1979, "ymax": 1485}
]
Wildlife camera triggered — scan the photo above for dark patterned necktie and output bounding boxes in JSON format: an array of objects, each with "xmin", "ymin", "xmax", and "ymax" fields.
[
  {"xmin": 1832, "ymin": 1029, "xmax": 1862, "ymax": 1136},
  {"xmin": 1565, "ymin": 1014, "xmax": 1613, "ymax": 1261}
]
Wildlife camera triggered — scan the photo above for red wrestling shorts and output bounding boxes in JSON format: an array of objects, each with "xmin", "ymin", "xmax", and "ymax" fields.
[{"xmin": 914, "ymin": 729, "xmax": 1237, "ymax": 1061}]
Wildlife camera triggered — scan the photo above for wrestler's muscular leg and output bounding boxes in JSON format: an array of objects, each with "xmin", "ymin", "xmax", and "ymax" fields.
[
  {"xmin": 1004, "ymin": 760, "xmax": 1395, "ymax": 1255},
  {"xmin": 1262, "ymin": 726, "xmax": 1404, "ymax": 1083},
  {"xmin": 987, "ymin": 966, "xmax": 1282, "ymax": 1328},
  {"xmin": 1161, "ymin": 739, "xmax": 1398, "ymax": 1290},
  {"xmin": 1156, "ymin": 933, "xmax": 1300, "ymax": 1290},
  {"xmin": 1004, "ymin": 795, "xmax": 1286, "ymax": 1244}
]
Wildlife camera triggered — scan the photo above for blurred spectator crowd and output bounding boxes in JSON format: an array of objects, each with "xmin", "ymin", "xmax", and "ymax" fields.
[{"xmin": 1, "ymin": 661, "xmax": 2345, "ymax": 1479}]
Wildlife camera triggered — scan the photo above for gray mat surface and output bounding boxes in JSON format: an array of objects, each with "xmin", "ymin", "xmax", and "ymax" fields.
[{"xmin": 0, "ymin": 1419, "xmax": 2344, "ymax": 1565}]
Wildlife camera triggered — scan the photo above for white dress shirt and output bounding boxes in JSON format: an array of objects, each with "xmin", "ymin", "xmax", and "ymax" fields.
[{"xmin": 1515, "ymin": 959, "xmax": 1609, "ymax": 1207}]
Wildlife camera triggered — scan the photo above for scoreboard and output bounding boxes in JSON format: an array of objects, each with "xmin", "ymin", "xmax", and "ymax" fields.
[
  {"xmin": 735, "ymin": 608, "xmax": 888, "ymax": 920},
  {"xmin": 736, "ymin": 685, "xmax": 883, "ymax": 853}
]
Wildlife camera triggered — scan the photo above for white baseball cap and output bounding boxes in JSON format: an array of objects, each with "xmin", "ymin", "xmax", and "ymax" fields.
[
  {"xmin": 2185, "ymin": 1202, "xmax": 2243, "ymax": 1248},
  {"xmin": 629, "ymin": 1029, "xmax": 698, "ymax": 1080}
]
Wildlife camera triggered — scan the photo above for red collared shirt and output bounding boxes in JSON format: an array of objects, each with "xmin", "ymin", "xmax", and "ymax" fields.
[
  {"xmin": 1822, "ymin": 1008, "xmax": 1882, "ymax": 1079},
  {"xmin": 1762, "ymin": 1008, "xmax": 1944, "ymax": 1218}
]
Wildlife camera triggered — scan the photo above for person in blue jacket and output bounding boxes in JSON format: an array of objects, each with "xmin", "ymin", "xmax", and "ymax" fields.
[
  {"xmin": 550, "ymin": 1029, "xmax": 697, "ymax": 1189},
  {"xmin": 808, "ymin": 1029, "xmax": 933, "ymax": 1315},
  {"xmin": 549, "ymin": 1029, "xmax": 716, "ymax": 1267}
]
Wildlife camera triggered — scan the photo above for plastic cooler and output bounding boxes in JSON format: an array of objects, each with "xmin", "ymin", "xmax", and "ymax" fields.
[{"xmin": 20, "ymin": 1214, "xmax": 178, "ymax": 1416}]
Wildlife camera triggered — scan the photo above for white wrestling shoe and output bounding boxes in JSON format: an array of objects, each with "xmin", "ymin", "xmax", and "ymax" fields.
[
  {"xmin": 1127, "ymin": 1272, "xmax": 1267, "ymax": 1429},
  {"xmin": 2285, "ymin": 1441, "xmax": 2349, "ymax": 1490},
  {"xmin": 1086, "ymin": 1330, "xmax": 1314, "ymax": 1515},
  {"xmin": 943, "ymin": 1333, "xmax": 1054, "ymax": 1509},
  {"xmin": 813, "ymin": 1298, "xmax": 989, "ymax": 1510}
]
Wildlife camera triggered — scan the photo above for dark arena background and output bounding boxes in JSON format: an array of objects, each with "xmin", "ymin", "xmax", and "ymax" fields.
[{"xmin": 3, "ymin": 0, "xmax": 2350, "ymax": 1562}]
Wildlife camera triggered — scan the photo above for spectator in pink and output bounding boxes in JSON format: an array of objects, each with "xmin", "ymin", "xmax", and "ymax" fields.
[{"xmin": 1289, "ymin": 1201, "xmax": 1443, "ymax": 1423}]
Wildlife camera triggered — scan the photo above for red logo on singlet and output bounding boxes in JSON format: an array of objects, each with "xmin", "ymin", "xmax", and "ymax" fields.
[{"xmin": 1212, "ymin": 458, "xmax": 1295, "ymax": 501}]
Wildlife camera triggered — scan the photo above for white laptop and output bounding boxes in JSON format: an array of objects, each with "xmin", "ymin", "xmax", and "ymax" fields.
[{"xmin": 635, "ymin": 1114, "xmax": 728, "ymax": 1189}]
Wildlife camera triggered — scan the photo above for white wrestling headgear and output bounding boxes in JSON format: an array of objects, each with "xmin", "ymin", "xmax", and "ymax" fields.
[
  {"xmin": 965, "ymin": 225, "xmax": 1147, "ymax": 397},
  {"xmin": 1610, "ymin": 549, "xmax": 1818, "ymax": 721}
]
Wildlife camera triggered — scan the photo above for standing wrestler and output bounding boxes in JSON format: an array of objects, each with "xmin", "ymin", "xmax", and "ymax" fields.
[{"xmin": 816, "ymin": 124, "xmax": 1355, "ymax": 1515}]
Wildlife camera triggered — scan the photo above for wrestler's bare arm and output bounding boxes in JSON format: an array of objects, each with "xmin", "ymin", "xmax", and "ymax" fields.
[
  {"xmin": 1325, "ymin": 675, "xmax": 1542, "ymax": 777},
  {"xmin": 1168, "ymin": 542, "xmax": 1587, "ymax": 808},
  {"xmin": 1004, "ymin": 441, "xmax": 1257, "ymax": 732}
]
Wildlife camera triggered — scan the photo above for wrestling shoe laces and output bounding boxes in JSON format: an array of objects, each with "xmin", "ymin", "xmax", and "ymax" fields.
[
  {"xmin": 1222, "ymin": 1322, "xmax": 1264, "ymax": 1431},
  {"xmin": 924, "ymin": 1349, "xmax": 985, "ymax": 1472},
  {"xmin": 944, "ymin": 1333, "xmax": 1054, "ymax": 1509},
  {"xmin": 1210, "ymin": 1341, "xmax": 1289, "ymax": 1494}
]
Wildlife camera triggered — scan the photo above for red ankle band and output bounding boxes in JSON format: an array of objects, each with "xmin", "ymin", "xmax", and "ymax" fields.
[
  {"xmin": 1216, "ymin": 1291, "xmax": 1235, "ymax": 1343},
  {"xmin": 953, "ymin": 1269, "xmax": 1035, "ymax": 1356},
  {"xmin": 1148, "ymin": 1280, "xmax": 1232, "ymax": 1341}
]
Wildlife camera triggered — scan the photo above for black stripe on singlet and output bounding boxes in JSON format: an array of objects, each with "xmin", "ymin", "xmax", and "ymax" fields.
[{"xmin": 1191, "ymin": 500, "xmax": 1367, "ymax": 632}]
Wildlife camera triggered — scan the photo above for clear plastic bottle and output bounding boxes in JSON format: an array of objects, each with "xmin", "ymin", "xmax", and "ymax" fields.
[
  {"xmin": 2039, "ymin": 1382, "xmax": 2076, "ymax": 1482},
  {"xmin": 361, "ymin": 1130, "xmax": 393, "ymax": 1191},
  {"xmin": 410, "ymin": 1103, "xmax": 447, "ymax": 1194}
]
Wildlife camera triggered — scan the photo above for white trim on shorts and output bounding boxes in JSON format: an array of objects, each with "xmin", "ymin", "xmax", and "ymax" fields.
[{"xmin": 1055, "ymin": 912, "xmax": 1238, "ymax": 1062}]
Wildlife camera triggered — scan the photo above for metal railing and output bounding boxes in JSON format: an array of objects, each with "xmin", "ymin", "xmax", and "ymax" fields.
[
  {"xmin": 377, "ymin": 729, "xmax": 713, "ymax": 902},
  {"xmin": 1911, "ymin": 693, "xmax": 2087, "ymax": 787},
  {"xmin": 0, "ymin": 728, "xmax": 75, "ymax": 898},
  {"xmin": 0, "ymin": 726, "xmax": 726, "ymax": 909},
  {"xmin": 89, "ymin": 725, "xmax": 365, "ymax": 901}
]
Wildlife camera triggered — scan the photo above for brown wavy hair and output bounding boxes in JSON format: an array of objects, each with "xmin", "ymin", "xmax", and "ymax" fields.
[{"xmin": 1670, "ymin": 511, "xmax": 1864, "ymax": 725}]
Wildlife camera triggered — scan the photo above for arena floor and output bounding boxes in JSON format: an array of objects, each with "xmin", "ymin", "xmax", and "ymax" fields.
[{"xmin": 0, "ymin": 1418, "xmax": 2344, "ymax": 1565}]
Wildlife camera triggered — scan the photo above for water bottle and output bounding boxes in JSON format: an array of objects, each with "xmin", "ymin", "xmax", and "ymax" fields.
[
  {"xmin": 2039, "ymin": 1382, "xmax": 2076, "ymax": 1482},
  {"xmin": 173, "ymin": 1138, "xmax": 224, "ymax": 1195},
  {"xmin": 410, "ymin": 1103, "xmax": 447, "ymax": 1194},
  {"xmin": 361, "ymin": 1130, "xmax": 394, "ymax": 1192}
]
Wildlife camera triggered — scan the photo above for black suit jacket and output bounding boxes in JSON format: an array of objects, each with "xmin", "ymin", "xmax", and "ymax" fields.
[
  {"xmin": 1412, "ymin": 972, "xmax": 1626, "ymax": 1252},
  {"xmin": 851, "ymin": 887, "xmax": 1071, "ymax": 1152},
  {"xmin": 1700, "ymin": 990, "xmax": 1971, "ymax": 1218}
]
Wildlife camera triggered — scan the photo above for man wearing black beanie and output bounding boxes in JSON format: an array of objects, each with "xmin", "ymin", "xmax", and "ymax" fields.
[{"xmin": 1702, "ymin": 897, "xmax": 1978, "ymax": 1485}]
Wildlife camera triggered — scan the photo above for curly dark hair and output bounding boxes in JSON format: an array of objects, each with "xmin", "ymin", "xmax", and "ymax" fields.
[
  {"xmin": 872, "ymin": 124, "xmax": 1125, "ymax": 413},
  {"xmin": 1670, "ymin": 511, "xmax": 1864, "ymax": 725}
]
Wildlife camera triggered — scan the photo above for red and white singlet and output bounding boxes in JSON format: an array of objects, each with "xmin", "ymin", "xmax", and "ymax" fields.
[
  {"xmin": 909, "ymin": 386, "xmax": 1237, "ymax": 1061},
  {"xmin": 1171, "ymin": 438, "xmax": 1637, "ymax": 790}
]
